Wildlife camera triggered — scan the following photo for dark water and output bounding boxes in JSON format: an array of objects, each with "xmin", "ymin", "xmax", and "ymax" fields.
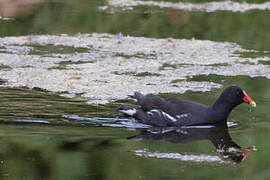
[{"xmin": 1, "ymin": 0, "xmax": 270, "ymax": 179}]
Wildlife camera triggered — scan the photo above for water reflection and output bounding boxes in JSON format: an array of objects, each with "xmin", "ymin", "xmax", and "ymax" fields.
[
  {"xmin": 0, "ymin": 124, "xmax": 138, "ymax": 179},
  {"xmin": 130, "ymin": 125, "xmax": 251, "ymax": 164},
  {"xmin": 63, "ymin": 115, "xmax": 252, "ymax": 163}
]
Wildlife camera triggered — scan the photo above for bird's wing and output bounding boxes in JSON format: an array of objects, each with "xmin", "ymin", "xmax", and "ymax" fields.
[{"xmin": 134, "ymin": 92, "xmax": 167, "ymax": 111}]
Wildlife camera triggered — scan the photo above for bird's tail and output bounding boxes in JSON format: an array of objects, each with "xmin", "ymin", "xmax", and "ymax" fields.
[
  {"xmin": 134, "ymin": 92, "xmax": 145, "ymax": 102},
  {"xmin": 118, "ymin": 106, "xmax": 137, "ymax": 116}
]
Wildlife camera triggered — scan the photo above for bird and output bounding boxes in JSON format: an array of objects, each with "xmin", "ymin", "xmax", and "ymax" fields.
[{"xmin": 118, "ymin": 86, "xmax": 256, "ymax": 127}]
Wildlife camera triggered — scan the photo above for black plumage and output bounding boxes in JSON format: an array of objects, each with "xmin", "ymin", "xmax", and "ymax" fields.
[{"xmin": 118, "ymin": 86, "xmax": 255, "ymax": 127}]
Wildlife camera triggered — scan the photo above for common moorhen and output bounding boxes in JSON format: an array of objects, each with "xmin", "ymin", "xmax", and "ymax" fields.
[{"xmin": 118, "ymin": 86, "xmax": 256, "ymax": 126}]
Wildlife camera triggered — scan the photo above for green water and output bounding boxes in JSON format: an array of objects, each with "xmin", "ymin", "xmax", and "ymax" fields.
[
  {"xmin": 0, "ymin": 76, "xmax": 267, "ymax": 179},
  {"xmin": 2, "ymin": 0, "xmax": 270, "ymax": 51},
  {"xmin": 1, "ymin": 0, "xmax": 270, "ymax": 179}
]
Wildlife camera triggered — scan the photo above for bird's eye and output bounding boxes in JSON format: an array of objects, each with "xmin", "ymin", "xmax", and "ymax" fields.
[{"xmin": 236, "ymin": 90, "xmax": 242, "ymax": 96}]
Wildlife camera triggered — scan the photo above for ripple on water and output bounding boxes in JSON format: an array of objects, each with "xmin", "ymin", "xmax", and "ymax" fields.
[
  {"xmin": 62, "ymin": 114, "xmax": 152, "ymax": 129},
  {"xmin": 62, "ymin": 114, "xmax": 237, "ymax": 129},
  {"xmin": 134, "ymin": 149, "xmax": 225, "ymax": 163}
]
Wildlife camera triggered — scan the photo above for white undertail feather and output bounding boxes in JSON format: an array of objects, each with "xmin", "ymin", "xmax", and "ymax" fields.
[
  {"xmin": 147, "ymin": 109, "xmax": 177, "ymax": 122},
  {"xmin": 119, "ymin": 108, "xmax": 137, "ymax": 116}
]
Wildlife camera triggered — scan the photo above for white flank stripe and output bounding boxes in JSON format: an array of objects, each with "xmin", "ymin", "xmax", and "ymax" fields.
[
  {"xmin": 161, "ymin": 111, "xmax": 177, "ymax": 122},
  {"xmin": 147, "ymin": 109, "xmax": 177, "ymax": 122},
  {"xmin": 176, "ymin": 113, "xmax": 190, "ymax": 119}
]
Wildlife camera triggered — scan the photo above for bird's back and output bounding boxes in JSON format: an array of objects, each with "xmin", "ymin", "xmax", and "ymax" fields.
[{"xmin": 134, "ymin": 93, "xmax": 213, "ymax": 126}]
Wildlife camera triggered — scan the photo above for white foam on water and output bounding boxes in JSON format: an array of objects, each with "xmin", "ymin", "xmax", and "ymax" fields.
[
  {"xmin": 106, "ymin": 0, "xmax": 270, "ymax": 13},
  {"xmin": 0, "ymin": 33, "xmax": 268, "ymax": 104}
]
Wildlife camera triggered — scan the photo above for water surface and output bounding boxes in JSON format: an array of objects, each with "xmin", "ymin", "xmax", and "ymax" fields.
[{"xmin": 0, "ymin": 0, "xmax": 270, "ymax": 179}]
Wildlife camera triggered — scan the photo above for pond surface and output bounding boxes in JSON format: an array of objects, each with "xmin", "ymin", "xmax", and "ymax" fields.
[{"xmin": 1, "ymin": 0, "xmax": 270, "ymax": 179}]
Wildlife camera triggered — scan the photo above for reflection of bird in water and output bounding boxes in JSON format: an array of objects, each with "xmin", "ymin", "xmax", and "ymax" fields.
[
  {"xmin": 129, "ymin": 125, "xmax": 252, "ymax": 164},
  {"xmin": 119, "ymin": 86, "xmax": 256, "ymax": 127}
]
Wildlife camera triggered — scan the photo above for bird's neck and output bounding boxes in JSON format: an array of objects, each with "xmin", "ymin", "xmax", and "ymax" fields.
[{"xmin": 211, "ymin": 98, "xmax": 238, "ymax": 120}]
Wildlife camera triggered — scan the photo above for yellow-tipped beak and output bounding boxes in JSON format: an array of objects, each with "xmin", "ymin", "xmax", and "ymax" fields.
[{"xmin": 250, "ymin": 101, "xmax": 256, "ymax": 107}]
